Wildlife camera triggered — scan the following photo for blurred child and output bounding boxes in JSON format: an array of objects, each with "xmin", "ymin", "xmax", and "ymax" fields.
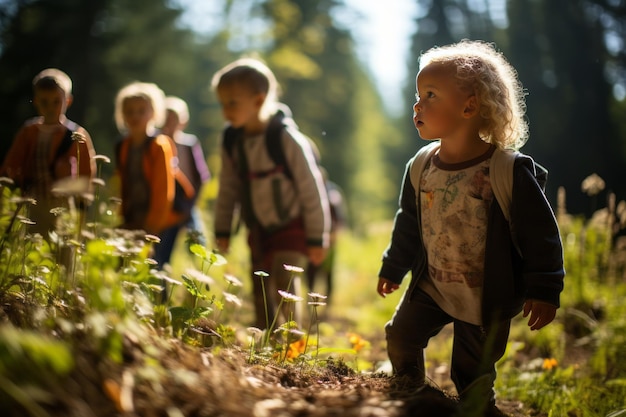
[
  {"xmin": 1, "ymin": 68, "xmax": 96, "ymax": 238},
  {"xmin": 155, "ymin": 96, "xmax": 211, "ymax": 265},
  {"xmin": 377, "ymin": 40, "xmax": 565, "ymax": 417},
  {"xmin": 211, "ymin": 58, "xmax": 331, "ymax": 329},
  {"xmin": 112, "ymin": 82, "xmax": 193, "ymax": 262}
]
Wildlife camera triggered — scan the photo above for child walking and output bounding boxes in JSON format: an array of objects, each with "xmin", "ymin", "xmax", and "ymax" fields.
[
  {"xmin": 155, "ymin": 96, "xmax": 211, "ymax": 265},
  {"xmin": 1, "ymin": 68, "xmax": 96, "ymax": 239},
  {"xmin": 377, "ymin": 40, "xmax": 565, "ymax": 417},
  {"xmin": 211, "ymin": 58, "xmax": 330, "ymax": 329},
  {"xmin": 112, "ymin": 82, "xmax": 193, "ymax": 266}
]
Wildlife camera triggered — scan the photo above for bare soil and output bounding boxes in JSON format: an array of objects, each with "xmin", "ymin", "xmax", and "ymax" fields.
[{"xmin": 3, "ymin": 329, "xmax": 546, "ymax": 417}]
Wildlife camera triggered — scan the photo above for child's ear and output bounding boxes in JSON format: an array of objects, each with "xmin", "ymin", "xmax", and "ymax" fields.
[
  {"xmin": 65, "ymin": 93, "xmax": 74, "ymax": 109},
  {"xmin": 254, "ymin": 93, "xmax": 267, "ymax": 109},
  {"xmin": 463, "ymin": 95, "xmax": 478, "ymax": 118}
]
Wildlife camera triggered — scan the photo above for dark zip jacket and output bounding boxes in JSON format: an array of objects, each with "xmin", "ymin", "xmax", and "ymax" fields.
[{"xmin": 379, "ymin": 152, "xmax": 565, "ymax": 325}]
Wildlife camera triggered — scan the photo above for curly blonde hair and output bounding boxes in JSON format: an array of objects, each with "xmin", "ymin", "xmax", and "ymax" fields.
[
  {"xmin": 419, "ymin": 39, "xmax": 528, "ymax": 150},
  {"xmin": 114, "ymin": 81, "xmax": 166, "ymax": 134}
]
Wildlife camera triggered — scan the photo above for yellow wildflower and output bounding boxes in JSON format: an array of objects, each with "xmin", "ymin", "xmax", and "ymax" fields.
[{"xmin": 542, "ymin": 358, "xmax": 558, "ymax": 370}]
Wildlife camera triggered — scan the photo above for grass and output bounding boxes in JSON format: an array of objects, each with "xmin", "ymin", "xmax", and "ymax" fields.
[{"xmin": 1, "ymin": 173, "xmax": 626, "ymax": 416}]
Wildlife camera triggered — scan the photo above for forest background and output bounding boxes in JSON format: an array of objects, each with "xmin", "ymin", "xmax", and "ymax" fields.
[{"xmin": 0, "ymin": 0, "xmax": 625, "ymax": 229}]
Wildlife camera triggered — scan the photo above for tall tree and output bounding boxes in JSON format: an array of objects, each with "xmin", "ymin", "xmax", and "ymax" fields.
[{"xmin": 508, "ymin": 0, "xmax": 623, "ymax": 214}]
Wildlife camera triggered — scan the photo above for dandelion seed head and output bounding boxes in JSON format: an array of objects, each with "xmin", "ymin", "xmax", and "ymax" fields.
[
  {"xmin": 185, "ymin": 268, "xmax": 215, "ymax": 286},
  {"xmin": 67, "ymin": 239, "xmax": 82, "ymax": 248},
  {"xmin": 224, "ymin": 274, "xmax": 243, "ymax": 287},
  {"xmin": 581, "ymin": 173, "xmax": 606, "ymax": 196},
  {"xmin": 145, "ymin": 234, "xmax": 161, "ymax": 243},
  {"xmin": 91, "ymin": 178, "xmax": 106, "ymax": 187},
  {"xmin": 71, "ymin": 132, "xmax": 86, "ymax": 143},
  {"xmin": 308, "ymin": 292, "xmax": 328, "ymax": 300},
  {"xmin": 223, "ymin": 292, "xmax": 242, "ymax": 307},
  {"xmin": 283, "ymin": 264, "xmax": 304, "ymax": 273},
  {"xmin": 51, "ymin": 177, "xmax": 91, "ymax": 197},
  {"xmin": 277, "ymin": 290, "xmax": 303, "ymax": 302},
  {"xmin": 92, "ymin": 154, "xmax": 111, "ymax": 163},
  {"xmin": 308, "ymin": 301, "xmax": 327, "ymax": 306},
  {"xmin": 247, "ymin": 327, "xmax": 264, "ymax": 336},
  {"xmin": 10, "ymin": 196, "xmax": 36, "ymax": 205},
  {"xmin": 152, "ymin": 270, "xmax": 182, "ymax": 286}
]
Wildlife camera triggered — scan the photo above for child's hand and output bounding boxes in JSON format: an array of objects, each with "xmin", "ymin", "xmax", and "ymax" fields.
[
  {"xmin": 307, "ymin": 246, "xmax": 327, "ymax": 266},
  {"xmin": 523, "ymin": 300, "xmax": 557, "ymax": 330},
  {"xmin": 377, "ymin": 277, "xmax": 399, "ymax": 298}
]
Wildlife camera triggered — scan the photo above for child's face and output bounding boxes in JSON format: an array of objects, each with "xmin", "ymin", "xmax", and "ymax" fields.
[
  {"xmin": 161, "ymin": 109, "xmax": 180, "ymax": 137},
  {"xmin": 33, "ymin": 87, "xmax": 69, "ymax": 124},
  {"xmin": 413, "ymin": 63, "xmax": 473, "ymax": 140},
  {"xmin": 122, "ymin": 97, "xmax": 154, "ymax": 136},
  {"xmin": 216, "ymin": 84, "xmax": 265, "ymax": 129}
]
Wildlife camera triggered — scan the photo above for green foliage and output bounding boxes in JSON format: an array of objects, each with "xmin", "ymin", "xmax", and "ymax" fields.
[
  {"xmin": 0, "ymin": 324, "xmax": 74, "ymax": 377},
  {"xmin": 0, "ymin": 324, "xmax": 74, "ymax": 414},
  {"xmin": 497, "ymin": 361, "xmax": 626, "ymax": 417}
]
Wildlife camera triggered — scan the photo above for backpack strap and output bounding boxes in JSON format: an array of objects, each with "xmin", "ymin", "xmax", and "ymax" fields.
[
  {"xmin": 222, "ymin": 125, "xmax": 239, "ymax": 160},
  {"xmin": 490, "ymin": 148, "xmax": 549, "ymax": 223},
  {"xmin": 265, "ymin": 110, "xmax": 292, "ymax": 179},
  {"xmin": 221, "ymin": 106, "xmax": 296, "ymax": 180},
  {"xmin": 489, "ymin": 148, "xmax": 518, "ymax": 223},
  {"xmin": 50, "ymin": 126, "xmax": 76, "ymax": 176},
  {"xmin": 409, "ymin": 141, "xmax": 440, "ymax": 189}
]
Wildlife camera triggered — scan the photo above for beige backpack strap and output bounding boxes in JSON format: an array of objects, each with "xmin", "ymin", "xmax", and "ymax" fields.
[
  {"xmin": 409, "ymin": 141, "xmax": 441, "ymax": 191},
  {"xmin": 489, "ymin": 148, "xmax": 518, "ymax": 222}
]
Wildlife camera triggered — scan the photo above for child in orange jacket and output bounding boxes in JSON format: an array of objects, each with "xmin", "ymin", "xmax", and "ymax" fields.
[
  {"xmin": 1, "ymin": 68, "xmax": 96, "ymax": 238},
  {"xmin": 113, "ymin": 82, "xmax": 192, "ymax": 238}
]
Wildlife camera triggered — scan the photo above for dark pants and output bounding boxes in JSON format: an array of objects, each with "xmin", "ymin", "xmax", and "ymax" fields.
[
  {"xmin": 153, "ymin": 209, "xmax": 205, "ymax": 267},
  {"xmin": 153, "ymin": 209, "xmax": 205, "ymax": 302},
  {"xmin": 385, "ymin": 285, "xmax": 510, "ymax": 407}
]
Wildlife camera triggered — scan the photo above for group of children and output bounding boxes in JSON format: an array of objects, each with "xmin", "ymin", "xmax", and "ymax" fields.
[
  {"xmin": 1, "ymin": 40, "xmax": 564, "ymax": 417},
  {"xmin": 0, "ymin": 59, "xmax": 338, "ymax": 325},
  {"xmin": 1, "ymin": 71, "xmax": 210, "ymax": 273}
]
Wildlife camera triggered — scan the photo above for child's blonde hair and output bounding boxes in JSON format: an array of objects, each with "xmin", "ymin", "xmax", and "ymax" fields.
[
  {"xmin": 211, "ymin": 57, "xmax": 279, "ymax": 121},
  {"xmin": 114, "ymin": 82, "xmax": 166, "ymax": 134},
  {"xmin": 165, "ymin": 96, "xmax": 190, "ymax": 125},
  {"xmin": 419, "ymin": 40, "xmax": 528, "ymax": 150},
  {"xmin": 33, "ymin": 68, "xmax": 72, "ymax": 96}
]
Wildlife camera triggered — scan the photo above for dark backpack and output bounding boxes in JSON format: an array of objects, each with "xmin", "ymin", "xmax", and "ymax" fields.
[
  {"xmin": 222, "ymin": 106, "xmax": 304, "ymax": 180},
  {"xmin": 114, "ymin": 135, "xmax": 195, "ymax": 216}
]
